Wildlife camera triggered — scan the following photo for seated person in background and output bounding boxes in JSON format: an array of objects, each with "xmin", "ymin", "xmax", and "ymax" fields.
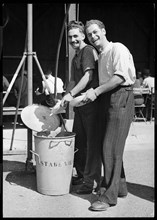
[
  {"xmin": 133, "ymin": 69, "xmax": 144, "ymax": 105},
  {"xmin": 142, "ymin": 69, "xmax": 155, "ymax": 120},
  {"xmin": 137, "ymin": 70, "xmax": 143, "ymax": 86},
  {"xmin": 14, "ymin": 70, "xmax": 28, "ymax": 108},
  {"xmin": 133, "ymin": 89, "xmax": 144, "ymax": 106},
  {"xmin": 35, "ymin": 69, "xmax": 64, "ymax": 107},
  {"xmin": 134, "ymin": 69, "xmax": 143, "ymax": 88},
  {"xmin": 142, "ymin": 68, "xmax": 155, "ymax": 93},
  {"xmin": 3, "ymin": 75, "xmax": 10, "ymax": 107},
  {"xmin": 3, "ymin": 75, "xmax": 9, "ymax": 91}
]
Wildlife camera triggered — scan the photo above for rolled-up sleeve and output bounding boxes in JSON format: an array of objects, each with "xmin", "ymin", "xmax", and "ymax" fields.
[
  {"xmin": 112, "ymin": 43, "xmax": 136, "ymax": 85},
  {"xmin": 82, "ymin": 46, "xmax": 98, "ymax": 72}
]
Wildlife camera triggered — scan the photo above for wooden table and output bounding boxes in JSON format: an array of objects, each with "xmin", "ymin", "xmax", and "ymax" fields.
[{"xmin": 133, "ymin": 88, "xmax": 150, "ymax": 94}]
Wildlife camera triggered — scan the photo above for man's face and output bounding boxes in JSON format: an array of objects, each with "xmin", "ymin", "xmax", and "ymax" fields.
[
  {"xmin": 86, "ymin": 24, "xmax": 105, "ymax": 48},
  {"xmin": 68, "ymin": 28, "xmax": 85, "ymax": 50}
]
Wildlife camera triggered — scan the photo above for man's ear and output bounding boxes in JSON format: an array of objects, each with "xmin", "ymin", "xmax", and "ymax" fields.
[
  {"xmin": 102, "ymin": 28, "xmax": 106, "ymax": 35},
  {"xmin": 81, "ymin": 33, "xmax": 85, "ymax": 40}
]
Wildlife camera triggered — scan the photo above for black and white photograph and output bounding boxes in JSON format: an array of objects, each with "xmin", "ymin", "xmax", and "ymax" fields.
[{"xmin": 1, "ymin": 2, "xmax": 155, "ymax": 218}]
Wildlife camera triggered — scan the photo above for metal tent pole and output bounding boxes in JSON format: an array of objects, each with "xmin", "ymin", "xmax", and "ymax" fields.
[
  {"xmin": 76, "ymin": 4, "xmax": 79, "ymax": 21},
  {"xmin": 25, "ymin": 3, "xmax": 34, "ymax": 171}
]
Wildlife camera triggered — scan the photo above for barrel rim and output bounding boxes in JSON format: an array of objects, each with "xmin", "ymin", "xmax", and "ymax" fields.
[{"xmin": 34, "ymin": 131, "xmax": 76, "ymax": 139}]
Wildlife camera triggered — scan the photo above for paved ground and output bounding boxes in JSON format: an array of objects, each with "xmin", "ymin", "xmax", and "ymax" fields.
[{"xmin": 2, "ymin": 120, "xmax": 155, "ymax": 217}]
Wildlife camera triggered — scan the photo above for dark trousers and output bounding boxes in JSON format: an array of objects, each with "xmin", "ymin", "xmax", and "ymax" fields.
[
  {"xmin": 99, "ymin": 86, "xmax": 134, "ymax": 205},
  {"xmin": 73, "ymin": 99, "xmax": 102, "ymax": 187}
]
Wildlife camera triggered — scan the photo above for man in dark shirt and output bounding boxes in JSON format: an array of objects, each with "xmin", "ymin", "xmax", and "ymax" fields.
[{"xmin": 61, "ymin": 21, "xmax": 101, "ymax": 194}]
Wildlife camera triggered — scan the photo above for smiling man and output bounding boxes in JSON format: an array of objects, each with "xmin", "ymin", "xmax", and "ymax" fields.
[
  {"xmin": 84, "ymin": 19, "xmax": 136, "ymax": 211},
  {"xmin": 61, "ymin": 20, "xmax": 102, "ymax": 194}
]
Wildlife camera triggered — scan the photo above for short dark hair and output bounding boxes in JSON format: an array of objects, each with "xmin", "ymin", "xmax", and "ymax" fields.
[
  {"xmin": 142, "ymin": 68, "xmax": 150, "ymax": 77},
  {"xmin": 85, "ymin": 19, "xmax": 105, "ymax": 32},
  {"xmin": 45, "ymin": 69, "xmax": 52, "ymax": 76},
  {"xmin": 67, "ymin": 20, "xmax": 85, "ymax": 34}
]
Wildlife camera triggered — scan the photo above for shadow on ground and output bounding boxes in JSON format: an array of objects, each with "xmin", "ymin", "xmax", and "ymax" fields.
[
  {"xmin": 127, "ymin": 182, "xmax": 154, "ymax": 203},
  {"xmin": 4, "ymin": 160, "xmax": 37, "ymax": 192},
  {"xmin": 5, "ymin": 170, "xmax": 37, "ymax": 191},
  {"xmin": 3, "ymin": 160, "xmax": 155, "ymax": 204},
  {"xmin": 71, "ymin": 181, "xmax": 155, "ymax": 206}
]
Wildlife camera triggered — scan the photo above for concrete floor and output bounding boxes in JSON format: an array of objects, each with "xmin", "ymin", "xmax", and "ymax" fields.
[{"xmin": 3, "ymin": 121, "xmax": 155, "ymax": 217}]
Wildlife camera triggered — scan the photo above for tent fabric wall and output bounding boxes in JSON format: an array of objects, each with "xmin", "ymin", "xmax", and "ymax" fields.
[
  {"xmin": 3, "ymin": 4, "xmax": 66, "ymax": 85},
  {"xmin": 79, "ymin": 3, "xmax": 155, "ymax": 76},
  {"xmin": 3, "ymin": 3, "xmax": 155, "ymax": 97}
]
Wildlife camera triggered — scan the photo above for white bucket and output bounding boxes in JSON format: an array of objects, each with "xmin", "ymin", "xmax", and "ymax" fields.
[{"xmin": 31, "ymin": 132, "xmax": 76, "ymax": 195}]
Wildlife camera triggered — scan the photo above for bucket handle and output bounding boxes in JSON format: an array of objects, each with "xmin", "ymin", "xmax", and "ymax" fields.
[
  {"xmin": 30, "ymin": 150, "xmax": 41, "ymax": 163},
  {"xmin": 49, "ymin": 140, "xmax": 73, "ymax": 149}
]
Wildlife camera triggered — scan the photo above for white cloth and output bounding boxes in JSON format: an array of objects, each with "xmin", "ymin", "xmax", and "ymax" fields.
[
  {"xmin": 142, "ymin": 76, "xmax": 155, "ymax": 93},
  {"xmin": 42, "ymin": 75, "xmax": 64, "ymax": 95},
  {"xmin": 98, "ymin": 42, "xmax": 136, "ymax": 86}
]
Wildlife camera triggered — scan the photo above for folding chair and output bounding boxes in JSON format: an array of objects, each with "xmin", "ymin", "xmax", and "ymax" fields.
[
  {"xmin": 150, "ymin": 87, "xmax": 155, "ymax": 122},
  {"xmin": 133, "ymin": 88, "xmax": 147, "ymax": 123}
]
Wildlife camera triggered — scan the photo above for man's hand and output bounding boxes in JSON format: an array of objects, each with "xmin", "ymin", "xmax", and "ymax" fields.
[
  {"xmin": 35, "ymin": 88, "xmax": 42, "ymax": 96},
  {"xmin": 61, "ymin": 93, "xmax": 74, "ymax": 107},
  {"xmin": 83, "ymin": 88, "xmax": 97, "ymax": 102}
]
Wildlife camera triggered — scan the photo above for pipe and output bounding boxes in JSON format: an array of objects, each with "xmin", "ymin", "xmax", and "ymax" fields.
[
  {"xmin": 10, "ymin": 33, "xmax": 27, "ymax": 151},
  {"xmin": 54, "ymin": 3, "xmax": 71, "ymax": 99}
]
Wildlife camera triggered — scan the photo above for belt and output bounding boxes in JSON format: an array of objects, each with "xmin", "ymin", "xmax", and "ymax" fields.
[
  {"xmin": 120, "ymin": 85, "xmax": 133, "ymax": 90},
  {"xmin": 121, "ymin": 85, "xmax": 132, "ymax": 87}
]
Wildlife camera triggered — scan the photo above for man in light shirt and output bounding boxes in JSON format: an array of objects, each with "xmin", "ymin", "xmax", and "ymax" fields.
[
  {"xmin": 142, "ymin": 69, "xmax": 155, "ymax": 120},
  {"xmin": 142, "ymin": 69, "xmax": 154, "ymax": 93},
  {"xmin": 84, "ymin": 19, "xmax": 136, "ymax": 211},
  {"xmin": 42, "ymin": 71, "xmax": 64, "ymax": 95},
  {"xmin": 35, "ymin": 69, "xmax": 64, "ymax": 106}
]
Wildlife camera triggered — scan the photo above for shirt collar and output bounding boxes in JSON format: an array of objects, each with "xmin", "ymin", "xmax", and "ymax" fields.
[{"xmin": 100, "ymin": 41, "xmax": 113, "ymax": 55}]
